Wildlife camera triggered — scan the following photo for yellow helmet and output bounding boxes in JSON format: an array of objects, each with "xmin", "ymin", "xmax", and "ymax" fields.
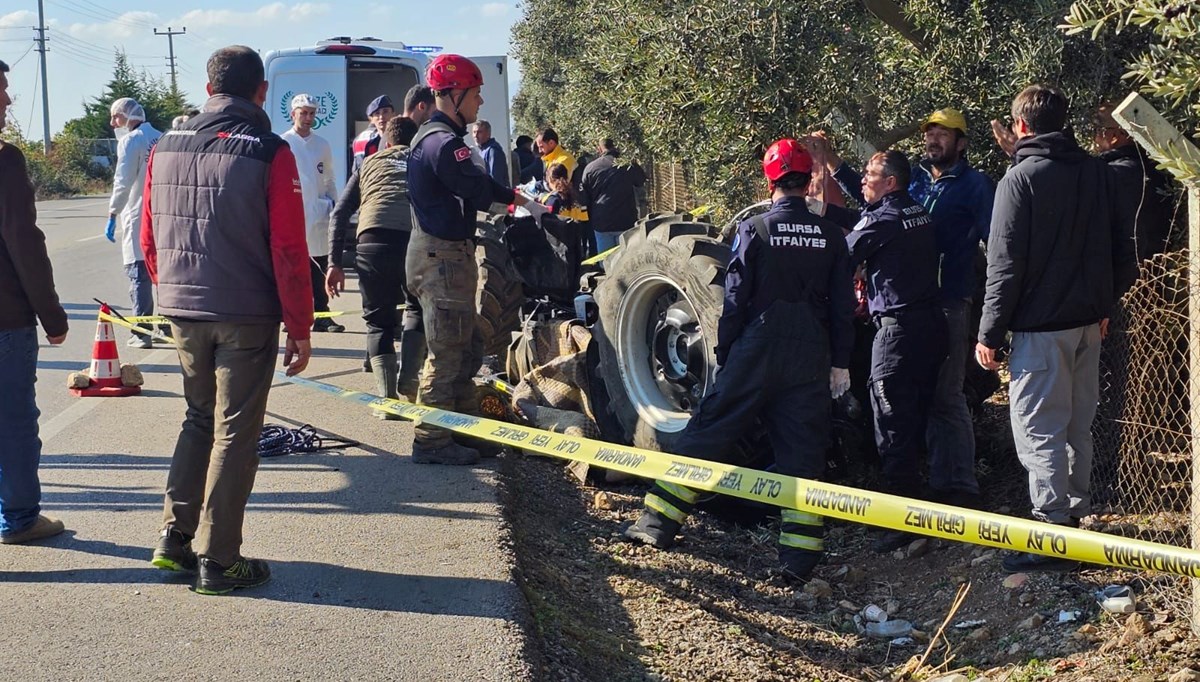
[{"xmin": 921, "ymin": 108, "xmax": 968, "ymax": 135}]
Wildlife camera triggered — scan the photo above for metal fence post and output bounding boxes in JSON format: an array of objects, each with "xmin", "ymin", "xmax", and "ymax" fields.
[{"xmin": 1111, "ymin": 93, "xmax": 1200, "ymax": 634}]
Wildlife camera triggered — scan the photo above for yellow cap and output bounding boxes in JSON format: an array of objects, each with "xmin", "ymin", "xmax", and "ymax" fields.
[{"xmin": 921, "ymin": 108, "xmax": 968, "ymax": 135}]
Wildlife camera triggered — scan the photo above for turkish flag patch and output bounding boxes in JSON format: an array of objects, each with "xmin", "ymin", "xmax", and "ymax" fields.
[{"xmin": 454, "ymin": 147, "xmax": 472, "ymax": 162}]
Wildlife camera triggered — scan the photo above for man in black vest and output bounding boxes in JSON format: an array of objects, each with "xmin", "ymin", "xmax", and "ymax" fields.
[{"xmin": 141, "ymin": 45, "xmax": 314, "ymax": 595}]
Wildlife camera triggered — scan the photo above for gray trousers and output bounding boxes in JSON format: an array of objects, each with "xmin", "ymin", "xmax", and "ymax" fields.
[
  {"xmin": 1008, "ymin": 324, "xmax": 1102, "ymax": 524},
  {"xmin": 161, "ymin": 320, "xmax": 278, "ymax": 565},
  {"xmin": 926, "ymin": 299, "xmax": 979, "ymax": 495}
]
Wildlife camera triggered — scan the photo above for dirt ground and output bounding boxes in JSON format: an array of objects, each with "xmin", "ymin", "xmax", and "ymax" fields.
[{"xmin": 499, "ymin": 400, "xmax": 1200, "ymax": 682}]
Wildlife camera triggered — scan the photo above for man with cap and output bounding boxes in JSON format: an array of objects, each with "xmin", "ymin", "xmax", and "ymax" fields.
[
  {"xmin": 352, "ymin": 94, "xmax": 394, "ymax": 171},
  {"xmin": 622, "ymin": 139, "xmax": 855, "ymax": 583},
  {"xmin": 281, "ymin": 93, "xmax": 343, "ymax": 334},
  {"xmin": 106, "ymin": 96, "xmax": 162, "ymax": 349},
  {"xmin": 406, "ymin": 54, "xmax": 549, "ymax": 465},
  {"xmin": 811, "ymin": 107, "xmax": 994, "ymax": 511}
]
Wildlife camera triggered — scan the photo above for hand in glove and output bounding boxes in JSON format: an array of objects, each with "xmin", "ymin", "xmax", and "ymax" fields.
[
  {"xmin": 525, "ymin": 200, "xmax": 549, "ymax": 226},
  {"xmin": 830, "ymin": 367, "xmax": 850, "ymax": 399},
  {"xmin": 805, "ymin": 196, "xmax": 827, "ymax": 217},
  {"xmin": 104, "ymin": 215, "xmax": 117, "ymax": 242}
]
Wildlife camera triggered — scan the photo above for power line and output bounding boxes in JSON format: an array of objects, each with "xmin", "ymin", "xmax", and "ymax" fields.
[
  {"xmin": 44, "ymin": 0, "xmax": 157, "ymax": 30},
  {"xmin": 26, "ymin": 47, "xmax": 39, "ymax": 138},
  {"xmin": 70, "ymin": 0, "xmax": 158, "ymax": 28},
  {"xmin": 53, "ymin": 30, "xmax": 158, "ymax": 58},
  {"xmin": 10, "ymin": 42, "xmax": 35, "ymax": 69}
]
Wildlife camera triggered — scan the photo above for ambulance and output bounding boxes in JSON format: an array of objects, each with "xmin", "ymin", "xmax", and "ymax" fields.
[{"xmin": 263, "ymin": 37, "xmax": 512, "ymax": 193}]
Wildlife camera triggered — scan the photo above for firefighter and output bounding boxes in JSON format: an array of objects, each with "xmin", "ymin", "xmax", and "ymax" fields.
[
  {"xmin": 622, "ymin": 139, "xmax": 856, "ymax": 582},
  {"xmin": 822, "ymin": 150, "xmax": 949, "ymax": 553},
  {"xmin": 405, "ymin": 54, "xmax": 548, "ymax": 465}
]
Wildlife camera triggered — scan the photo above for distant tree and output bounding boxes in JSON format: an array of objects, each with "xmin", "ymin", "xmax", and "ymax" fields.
[{"xmin": 61, "ymin": 50, "xmax": 191, "ymax": 139}]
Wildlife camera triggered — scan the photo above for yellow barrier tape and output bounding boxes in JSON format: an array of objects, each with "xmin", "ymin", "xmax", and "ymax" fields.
[
  {"xmin": 581, "ymin": 246, "xmax": 617, "ymax": 266},
  {"xmin": 123, "ymin": 311, "xmax": 349, "ymax": 325},
  {"xmin": 688, "ymin": 204, "xmax": 714, "ymax": 217},
  {"xmin": 96, "ymin": 311, "xmax": 1200, "ymax": 578}
]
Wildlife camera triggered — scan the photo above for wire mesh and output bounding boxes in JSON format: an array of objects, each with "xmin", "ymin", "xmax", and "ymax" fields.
[{"xmin": 1093, "ymin": 249, "xmax": 1197, "ymax": 621}]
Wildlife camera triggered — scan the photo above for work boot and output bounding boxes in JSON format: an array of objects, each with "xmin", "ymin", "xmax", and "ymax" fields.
[
  {"xmin": 398, "ymin": 330, "xmax": 427, "ymax": 401},
  {"xmin": 369, "ymin": 354, "xmax": 402, "ymax": 420},
  {"xmin": 0, "ymin": 515, "xmax": 65, "ymax": 544},
  {"xmin": 872, "ymin": 529, "xmax": 920, "ymax": 554},
  {"xmin": 454, "ymin": 433, "xmax": 503, "ymax": 458},
  {"xmin": 151, "ymin": 526, "xmax": 198, "ymax": 573},
  {"xmin": 411, "ymin": 440, "xmax": 481, "ymax": 466},
  {"xmin": 195, "ymin": 556, "xmax": 271, "ymax": 596},
  {"xmin": 622, "ymin": 509, "xmax": 681, "ymax": 550},
  {"xmin": 779, "ymin": 549, "xmax": 822, "ymax": 584}
]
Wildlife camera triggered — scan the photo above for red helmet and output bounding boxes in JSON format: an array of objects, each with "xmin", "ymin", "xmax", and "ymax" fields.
[
  {"xmin": 427, "ymin": 54, "xmax": 484, "ymax": 91},
  {"xmin": 762, "ymin": 138, "xmax": 814, "ymax": 182}
]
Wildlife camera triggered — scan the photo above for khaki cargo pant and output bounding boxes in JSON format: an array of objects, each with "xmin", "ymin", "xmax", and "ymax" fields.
[
  {"xmin": 405, "ymin": 224, "xmax": 484, "ymax": 448},
  {"xmin": 161, "ymin": 320, "xmax": 278, "ymax": 566}
]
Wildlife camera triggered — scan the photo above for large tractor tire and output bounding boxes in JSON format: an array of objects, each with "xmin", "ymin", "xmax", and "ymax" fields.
[
  {"xmin": 475, "ymin": 215, "xmax": 524, "ymax": 361},
  {"xmin": 592, "ymin": 213, "xmax": 730, "ymax": 452}
]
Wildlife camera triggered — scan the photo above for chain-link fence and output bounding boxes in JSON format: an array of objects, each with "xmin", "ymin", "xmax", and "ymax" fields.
[{"xmin": 1094, "ymin": 249, "xmax": 1196, "ymax": 620}]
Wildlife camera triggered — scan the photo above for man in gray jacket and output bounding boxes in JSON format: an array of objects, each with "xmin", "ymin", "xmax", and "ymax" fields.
[{"xmin": 976, "ymin": 84, "xmax": 1136, "ymax": 573}]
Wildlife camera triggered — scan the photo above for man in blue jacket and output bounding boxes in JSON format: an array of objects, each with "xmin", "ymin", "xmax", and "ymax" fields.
[
  {"xmin": 812, "ymin": 108, "xmax": 994, "ymax": 510},
  {"xmin": 623, "ymin": 140, "xmax": 855, "ymax": 583}
]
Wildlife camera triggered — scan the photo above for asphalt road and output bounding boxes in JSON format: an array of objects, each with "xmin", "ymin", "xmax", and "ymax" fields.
[{"xmin": 0, "ymin": 197, "xmax": 532, "ymax": 680}]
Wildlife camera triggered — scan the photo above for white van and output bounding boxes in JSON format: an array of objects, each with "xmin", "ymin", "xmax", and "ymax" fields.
[{"xmin": 264, "ymin": 37, "xmax": 513, "ymax": 193}]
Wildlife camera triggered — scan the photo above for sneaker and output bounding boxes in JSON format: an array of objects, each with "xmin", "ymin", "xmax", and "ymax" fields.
[
  {"xmin": 195, "ymin": 556, "xmax": 271, "ymax": 595},
  {"xmin": 151, "ymin": 526, "xmax": 198, "ymax": 573},
  {"xmin": 622, "ymin": 511, "xmax": 681, "ymax": 550},
  {"xmin": 872, "ymin": 529, "xmax": 919, "ymax": 554},
  {"xmin": 1001, "ymin": 551, "xmax": 1080, "ymax": 574},
  {"xmin": 411, "ymin": 441, "xmax": 480, "ymax": 465},
  {"xmin": 313, "ymin": 318, "xmax": 345, "ymax": 333},
  {"xmin": 127, "ymin": 335, "xmax": 153, "ymax": 349},
  {"xmin": 0, "ymin": 515, "xmax": 65, "ymax": 544},
  {"xmin": 153, "ymin": 325, "xmax": 173, "ymax": 343}
]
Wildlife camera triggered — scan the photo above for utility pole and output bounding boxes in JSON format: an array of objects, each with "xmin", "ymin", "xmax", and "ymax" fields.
[
  {"xmin": 35, "ymin": 0, "xmax": 50, "ymax": 154},
  {"xmin": 153, "ymin": 26, "xmax": 186, "ymax": 93}
]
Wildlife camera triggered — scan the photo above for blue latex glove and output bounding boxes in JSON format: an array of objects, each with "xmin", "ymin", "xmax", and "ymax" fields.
[{"xmin": 104, "ymin": 215, "xmax": 116, "ymax": 242}]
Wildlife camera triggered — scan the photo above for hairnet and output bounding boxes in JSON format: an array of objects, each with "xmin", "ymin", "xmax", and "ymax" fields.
[{"xmin": 110, "ymin": 97, "xmax": 146, "ymax": 123}]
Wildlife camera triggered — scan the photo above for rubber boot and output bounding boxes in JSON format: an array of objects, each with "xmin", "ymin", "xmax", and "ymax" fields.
[
  {"xmin": 369, "ymin": 354, "xmax": 402, "ymax": 420},
  {"xmin": 622, "ymin": 509, "xmax": 682, "ymax": 550},
  {"xmin": 411, "ymin": 440, "xmax": 481, "ymax": 466},
  {"xmin": 398, "ymin": 330, "xmax": 427, "ymax": 401}
]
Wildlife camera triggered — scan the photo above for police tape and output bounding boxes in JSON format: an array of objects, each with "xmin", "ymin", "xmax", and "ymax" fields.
[
  {"xmin": 95, "ymin": 310, "xmax": 1200, "ymax": 579},
  {"xmin": 121, "ymin": 311, "xmax": 347, "ymax": 325}
]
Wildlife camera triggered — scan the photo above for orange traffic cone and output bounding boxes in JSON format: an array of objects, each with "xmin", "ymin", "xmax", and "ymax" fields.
[{"xmin": 69, "ymin": 304, "xmax": 141, "ymax": 397}]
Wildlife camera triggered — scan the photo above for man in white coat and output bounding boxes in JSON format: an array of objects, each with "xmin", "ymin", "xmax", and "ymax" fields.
[
  {"xmin": 107, "ymin": 97, "xmax": 162, "ymax": 348},
  {"xmin": 281, "ymin": 93, "xmax": 343, "ymax": 333}
]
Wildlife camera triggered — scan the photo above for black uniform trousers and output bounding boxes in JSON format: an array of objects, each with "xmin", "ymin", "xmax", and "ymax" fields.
[
  {"xmin": 644, "ymin": 301, "xmax": 830, "ymax": 568},
  {"xmin": 355, "ymin": 230, "xmax": 422, "ymax": 358},
  {"xmin": 868, "ymin": 305, "xmax": 948, "ymax": 497}
]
